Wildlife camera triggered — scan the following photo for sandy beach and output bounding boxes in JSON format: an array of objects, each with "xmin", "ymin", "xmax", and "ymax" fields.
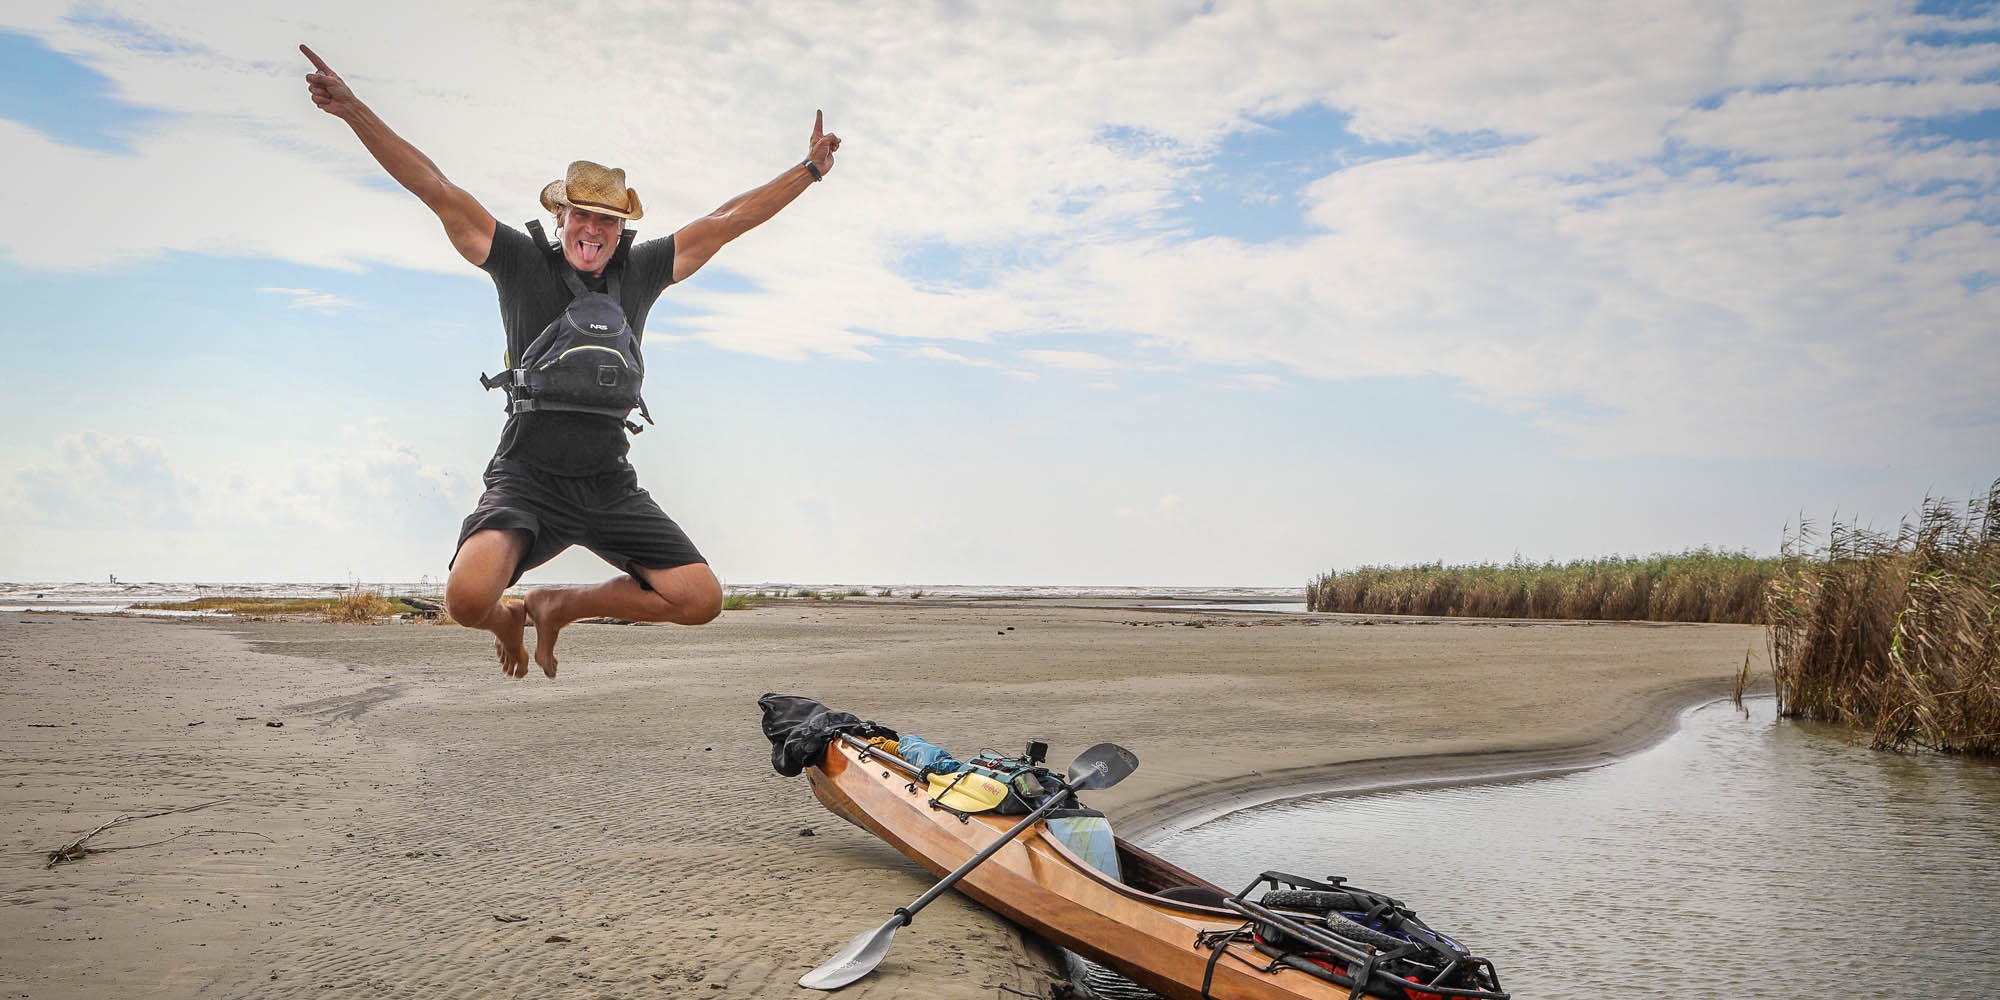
[{"xmin": 1, "ymin": 599, "xmax": 1763, "ymax": 999}]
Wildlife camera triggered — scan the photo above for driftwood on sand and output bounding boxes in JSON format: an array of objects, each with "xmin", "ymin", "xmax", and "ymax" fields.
[{"xmin": 44, "ymin": 797, "xmax": 235, "ymax": 869}]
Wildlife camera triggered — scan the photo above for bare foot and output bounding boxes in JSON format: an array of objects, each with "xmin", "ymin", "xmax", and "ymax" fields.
[
  {"xmin": 522, "ymin": 588, "xmax": 580, "ymax": 678},
  {"xmin": 491, "ymin": 598, "xmax": 530, "ymax": 679}
]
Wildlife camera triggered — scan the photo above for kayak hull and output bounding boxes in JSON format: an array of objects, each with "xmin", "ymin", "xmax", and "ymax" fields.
[{"xmin": 807, "ymin": 736, "xmax": 1361, "ymax": 1000}]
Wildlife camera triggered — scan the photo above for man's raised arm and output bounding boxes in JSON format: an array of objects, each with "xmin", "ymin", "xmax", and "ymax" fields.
[
  {"xmin": 301, "ymin": 45, "xmax": 496, "ymax": 267},
  {"xmin": 671, "ymin": 111, "xmax": 841, "ymax": 284}
]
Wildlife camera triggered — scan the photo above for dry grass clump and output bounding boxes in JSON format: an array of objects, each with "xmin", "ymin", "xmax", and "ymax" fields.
[
  {"xmin": 1768, "ymin": 480, "xmax": 2000, "ymax": 755},
  {"xmin": 1308, "ymin": 549, "xmax": 1777, "ymax": 623},
  {"xmin": 136, "ymin": 592, "xmax": 432, "ymax": 622},
  {"xmin": 323, "ymin": 590, "xmax": 396, "ymax": 623},
  {"xmin": 133, "ymin": 597, "xmax": 340, "ymax": 615}
]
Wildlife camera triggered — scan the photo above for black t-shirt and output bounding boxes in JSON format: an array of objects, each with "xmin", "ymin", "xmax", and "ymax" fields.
[{"xmin": 479, "ymin": 222, "xmax": 677, "ymax": 475}]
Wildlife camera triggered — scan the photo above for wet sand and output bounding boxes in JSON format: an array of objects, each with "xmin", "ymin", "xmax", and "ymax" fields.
[{"xmin": 0, "ymin": 600, "xmax": 1762, "ymax": 998}]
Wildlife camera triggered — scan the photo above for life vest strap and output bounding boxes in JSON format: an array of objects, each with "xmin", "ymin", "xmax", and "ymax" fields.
[{"xmin": 508, "ymin": 396, "xmax": 626, "ymax": 418}]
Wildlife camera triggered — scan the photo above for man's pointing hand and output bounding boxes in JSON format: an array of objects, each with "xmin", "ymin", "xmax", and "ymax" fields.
[
  {"xmin": 807, "ymin": 110, "xmax": 841, "ymax": 178},
  {"xmin": 301, "ymin": 44, "xmax": 360, "ymax": 120}
]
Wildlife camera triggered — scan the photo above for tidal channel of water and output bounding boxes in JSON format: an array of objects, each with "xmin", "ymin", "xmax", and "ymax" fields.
[{"xmin": 1154, "ymin": 697, "xmax": 2000, "ymax": 999}]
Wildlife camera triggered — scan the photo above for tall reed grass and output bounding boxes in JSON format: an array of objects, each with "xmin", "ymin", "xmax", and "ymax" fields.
[
  {"xmin": 1307, "ymin": 549, "xmax": 1778, "ymax": 624},
  {"xmin": 1768, "ymin": 480, "xmax": 2000, "ymax": 755}
]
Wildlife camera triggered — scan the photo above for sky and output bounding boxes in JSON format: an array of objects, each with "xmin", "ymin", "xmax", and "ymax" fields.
[{"xmin": 0, "ymin": 1, "xmax": 1996, "ymax": 588}]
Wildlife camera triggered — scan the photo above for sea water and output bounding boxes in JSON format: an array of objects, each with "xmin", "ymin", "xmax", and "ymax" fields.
[
  {"xmin": 0, "ymin": 580, "xmax": 1305, "ymax": 614},
  {"xmin": 1153, "ymin": 698, "xmax": 2000, "ymax": 999}
]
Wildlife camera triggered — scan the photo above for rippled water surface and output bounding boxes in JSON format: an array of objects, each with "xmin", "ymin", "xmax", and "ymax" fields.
[{"xmin": 1155, "ymin": 698, "xmax": 2000, "ymax": 999}]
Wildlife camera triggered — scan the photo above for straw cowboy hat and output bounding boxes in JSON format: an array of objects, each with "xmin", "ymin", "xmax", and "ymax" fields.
[{"xmin": 539, "ymin": 160, "xmax": 645, "ymax": 221}]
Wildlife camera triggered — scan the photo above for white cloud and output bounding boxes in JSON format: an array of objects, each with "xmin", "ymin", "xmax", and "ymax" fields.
[
  {"xmin": 1115, "ymin": 492, "xmax": 1187, "ymax": 522},
  {"xmin": 224, "ymin": 419, "xmax": 474, "ymax": 537},
  {"xmin": 258, "ymin": 286, "xmax": 356, "ymax": 312},
  {"xmin": 909, "ymin": 344, "xmax": 1040, "ymax": 381},
  {"xmin": 2, "ymin": 423, "xmax": 478, "ymax": 580},
  {"xmin": 913, "ymin": 345, "xmax": 998, "ymax": 368},
  {"xmin": 1023, "ymin": 349, "xmax": 1128, "ymax": 372},
  {"xmin": 1, "ymin": 0, "xmax": 1995, "ymax": 474},
  {"xmin": 8, "ymin": 431, "xmax": 197, "ymax": 529}
]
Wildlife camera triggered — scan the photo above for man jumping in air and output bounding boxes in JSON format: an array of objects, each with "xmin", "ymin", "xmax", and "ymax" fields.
[{"xmin": 301, "ymin": 44, "xmax": 839, "ymax": 679}]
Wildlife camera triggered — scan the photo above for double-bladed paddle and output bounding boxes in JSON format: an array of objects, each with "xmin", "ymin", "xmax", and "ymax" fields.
[{"xmin": 798, "ymin": 741, "xmax": 1140, "ymax": 991}]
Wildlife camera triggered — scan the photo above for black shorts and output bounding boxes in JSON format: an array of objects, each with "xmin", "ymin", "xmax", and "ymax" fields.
[{"xmin": 452, "ymin": 459, "xmax": 706, "ymax": 587}]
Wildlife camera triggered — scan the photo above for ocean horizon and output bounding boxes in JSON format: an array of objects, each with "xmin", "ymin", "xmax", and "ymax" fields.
[{"xmin": 0, "ymin": 579, "xmax": 1308, "ymax": 615}]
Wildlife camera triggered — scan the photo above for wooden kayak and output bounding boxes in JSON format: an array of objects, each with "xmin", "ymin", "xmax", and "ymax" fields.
[{"xmin": 806, "ymin": 733, "xmax": 1507, "ymax": 1000}]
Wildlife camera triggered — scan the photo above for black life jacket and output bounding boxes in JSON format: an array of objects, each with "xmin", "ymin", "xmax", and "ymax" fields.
[{"xmin": 480, "ymin": 219, "xmax": 653, "ymax": 434}]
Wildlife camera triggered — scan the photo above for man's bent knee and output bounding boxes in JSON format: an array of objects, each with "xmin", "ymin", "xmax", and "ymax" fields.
[
  {"xmin": 447, "ymin": 529, "xmax": 526, "ymax": 624},
  {"xmin": 642, "ymin": 563, "xmax": 722, "ymax": 625},
  {"xmin": 444, "ymin": 585, "xmax": 499, "ymax": 626},
  {"xmin": 683, "ymin": 587, "xmax": 723, "ymax": 625},
  {"xmin": 673, "ymin": 575, "xmax": 723, "ymax": 626}
]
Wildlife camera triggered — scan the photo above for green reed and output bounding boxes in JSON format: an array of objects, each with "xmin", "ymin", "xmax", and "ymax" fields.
[
  {"xmin": 1307, "ymin": 548, "xmax": 1778, "ymax": 624},
  {"xmin": 1768, "ymin": 480, "xmax": 2000, "ymax": 755}
]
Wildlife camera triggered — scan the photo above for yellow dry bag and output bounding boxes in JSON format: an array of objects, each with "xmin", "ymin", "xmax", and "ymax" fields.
[{"xmin": 926, "ymin": 769, "xmax": 1012, "ymax": 813}]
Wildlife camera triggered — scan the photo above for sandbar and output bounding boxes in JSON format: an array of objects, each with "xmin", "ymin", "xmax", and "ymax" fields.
[{"xmin": 0, "ymin": 599, "xmax": 1761, "ymax": 998}]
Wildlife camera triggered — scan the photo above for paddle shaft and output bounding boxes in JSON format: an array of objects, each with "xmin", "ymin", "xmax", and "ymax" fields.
[
  {"xmin": 799, "ymin": 742, "xmax": 1137, "ymax": 991},
  {"xmin": 894, "ymin": 783, "xmax": 1076, "ymax": 924}
]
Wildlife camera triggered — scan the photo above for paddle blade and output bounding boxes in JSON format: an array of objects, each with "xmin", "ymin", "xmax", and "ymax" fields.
[
  {"xmin": 1066, "ymin": 742, "xmax": 1139, "ymax": 791},
  {"xmin": 799, "ymin": 914, "xmax": 904, "ymax": 990}
]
